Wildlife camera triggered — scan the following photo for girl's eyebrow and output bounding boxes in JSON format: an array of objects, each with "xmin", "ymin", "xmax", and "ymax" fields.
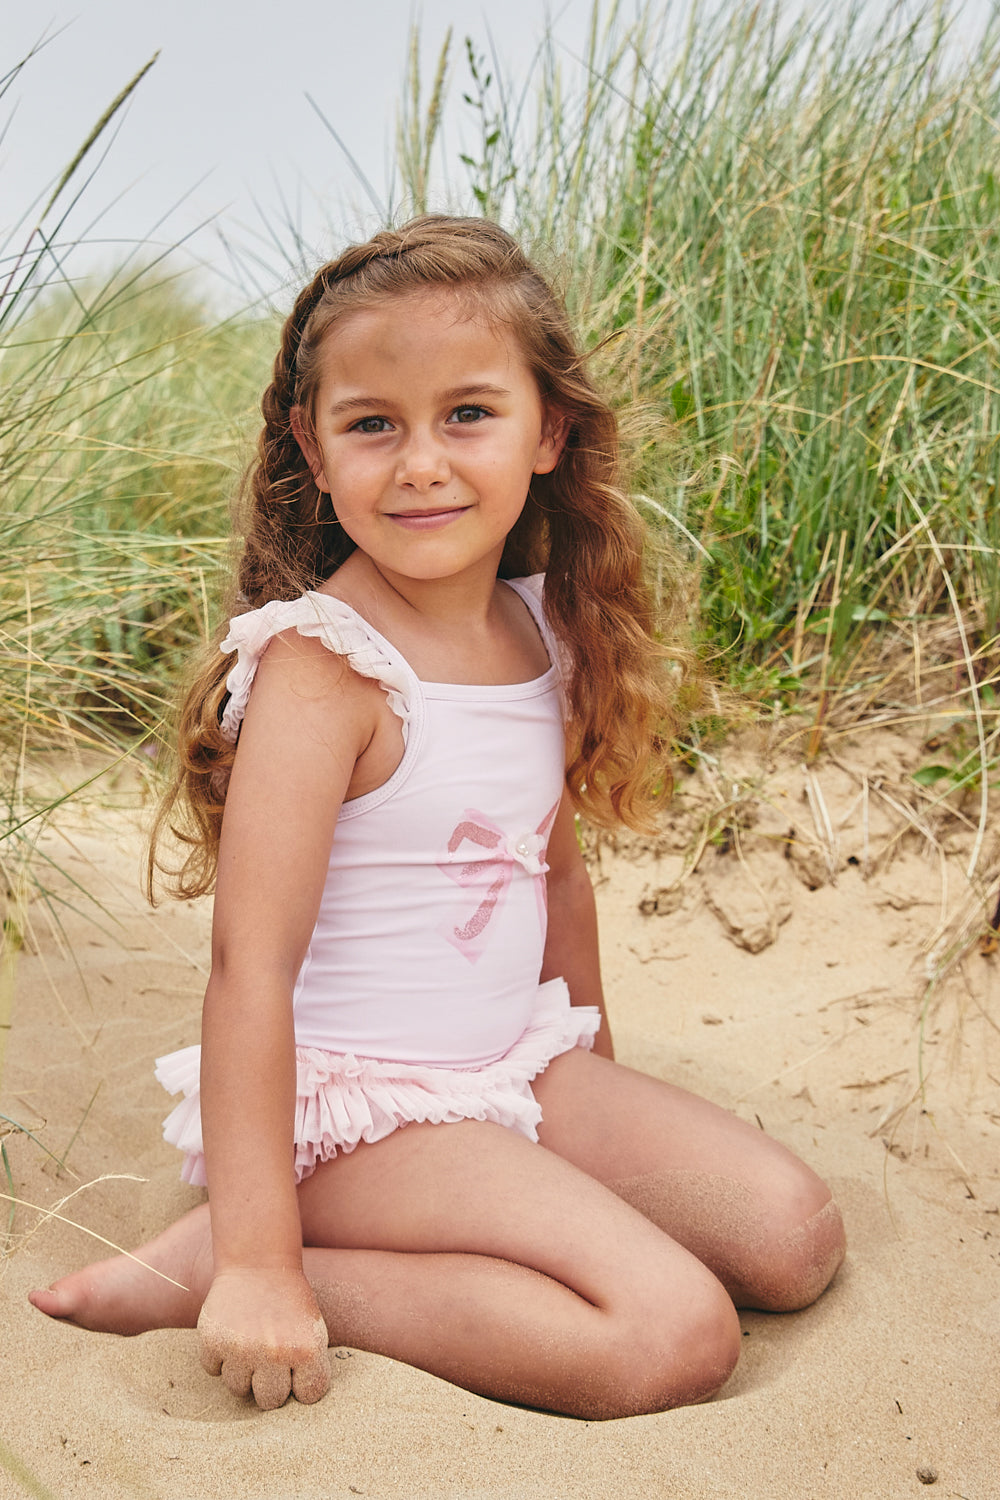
[
  {"xmin": 326, "ymin": 383, "xmax": 513, "ymax": 417},
  {"xmin": 326, "ymin": 395, "xmax": 390, "ymax": 416},
  {"xmin": 441, "ymin": 383, "xmax": 513, "ymax": 403}
]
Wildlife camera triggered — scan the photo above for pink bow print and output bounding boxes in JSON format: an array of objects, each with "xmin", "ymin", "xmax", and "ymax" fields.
[{"xmin": 439, "ymin": 803, "xmax": 558, "ymax": 963}]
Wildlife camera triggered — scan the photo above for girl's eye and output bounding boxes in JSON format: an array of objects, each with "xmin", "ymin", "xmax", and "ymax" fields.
[
  {"xmin": 450, "ymin": 405, "xmax": 488, "ymax": 424},
  {"xmin": 352, "ymin": 415, "xmax": 391, "ymax": 434}
]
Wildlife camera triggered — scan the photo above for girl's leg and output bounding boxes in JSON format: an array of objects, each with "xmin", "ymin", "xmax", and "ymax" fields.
[
  {"xmin": 30, "ymin": 1119, "xmax": 741, "ymax": 1420},
  {"xmin": 532, "ymin": 1048, "xmax": 846, "ymax": 1312},
  {"xmin": 297, "ymin": 1121, "xmax": 740, "ymax": 1417}
]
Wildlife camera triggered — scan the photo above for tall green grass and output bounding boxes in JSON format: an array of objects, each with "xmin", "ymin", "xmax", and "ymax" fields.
[
  {"xmin": 0, "ymin": 262, "xmax": 274, "ymax": 935},
  {"xmin": 2, "ymin": 281, "xmax": 271, "ymax": 750},
  {"xmin": 415, "ymin": 0, "xmax": 1000, "ymax": 713}
]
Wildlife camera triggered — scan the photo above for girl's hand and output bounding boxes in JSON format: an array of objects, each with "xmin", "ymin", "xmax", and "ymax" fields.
[{"xmin": 197, "ymin": 1267, "xmax": 330, "ymax": 1410}]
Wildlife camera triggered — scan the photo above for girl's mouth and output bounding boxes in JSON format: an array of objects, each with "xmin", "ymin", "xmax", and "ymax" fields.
[{"xmin": 388, "ymin": 506, "xmax": 469, "ymax": 532}]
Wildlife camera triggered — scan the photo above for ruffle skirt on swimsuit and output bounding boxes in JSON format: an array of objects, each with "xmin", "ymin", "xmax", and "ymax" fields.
[{"xmin": 155, "ymin": 977, "xmax": 600, "ymax": 1186}]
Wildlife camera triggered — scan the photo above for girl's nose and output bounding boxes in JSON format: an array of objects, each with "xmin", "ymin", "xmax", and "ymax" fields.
[{"xmin": 395, "ymin": 431, "xmax": 450, "ymax": 490}]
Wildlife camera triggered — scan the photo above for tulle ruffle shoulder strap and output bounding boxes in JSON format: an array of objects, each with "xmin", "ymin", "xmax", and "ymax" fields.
[{"xmin": 218, "ymin": 592, "xmax": 416, "ymax": 743}]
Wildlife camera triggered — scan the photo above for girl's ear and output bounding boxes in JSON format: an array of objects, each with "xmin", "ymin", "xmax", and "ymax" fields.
[
  {"xmin": 290, "ymin": 406, "xmax": 331, "ymax": 492},
  {"xmin": 532, "ymin": 408, "xmax": 570, "ymax": 476}
]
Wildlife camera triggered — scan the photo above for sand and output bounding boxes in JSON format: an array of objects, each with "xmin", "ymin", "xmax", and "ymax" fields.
[{"xmin": 2, "ymin": 722, "xmax": 998, "ymax": 1500}]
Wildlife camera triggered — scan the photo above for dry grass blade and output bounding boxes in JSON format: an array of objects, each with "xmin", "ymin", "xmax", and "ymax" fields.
[
  {"xmin": 803, "ymin": 768, "xmax": 839, "ymax": 882},
  {"xmin": 2, "ymin": 1178, "xmax": 189, "ymax": 1291},
  {"xmin": 39, "ymin": 53, "xmax": 160, "ymax": 222},
  {"xmin": 0, "ymin": 1437, "xmax": 59, "ymax": 1500}
]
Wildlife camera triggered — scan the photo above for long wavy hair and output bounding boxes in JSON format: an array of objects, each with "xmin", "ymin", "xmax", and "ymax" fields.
[{"xmin": 151, "ymin": 215, "xmax": 684, "ymax": 898}]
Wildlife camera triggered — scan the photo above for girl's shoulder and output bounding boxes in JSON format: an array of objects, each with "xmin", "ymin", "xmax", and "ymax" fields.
[
  {"xmin": 504, "ymin": 574, "xmax": 572, "ymax": 684},
  {"xmin": 218, "ymin": 591, "xmax": 415, "ymax": 744}
]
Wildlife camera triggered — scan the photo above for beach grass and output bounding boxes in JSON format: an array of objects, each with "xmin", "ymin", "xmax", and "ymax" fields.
[
  {"xmin": 440, "ymin": 1, "xmax": 999, "ymax": 688},
  {"xmin": 404, "ymin": 0, "xmax": 1000, "ymax": 867},
  {"xmin": 1, "ymin": 0, "xmax": 998, "ymax": 824}
]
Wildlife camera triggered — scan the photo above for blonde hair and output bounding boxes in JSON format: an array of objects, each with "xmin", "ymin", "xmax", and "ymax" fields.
[{"xmin": 151, "ymin": 215, "xmax": 684, "ymax": 898}]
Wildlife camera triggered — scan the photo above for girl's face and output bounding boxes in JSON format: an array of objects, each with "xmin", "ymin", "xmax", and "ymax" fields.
[{"xmin": 291, "ymin": 291, "xmax": 565, "ymax": 591}]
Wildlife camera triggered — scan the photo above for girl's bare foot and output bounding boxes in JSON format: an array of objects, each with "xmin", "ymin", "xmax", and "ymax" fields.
[{"xmin": 28, "ymin": 1203, "xmax": 213, "ymax": 1335}]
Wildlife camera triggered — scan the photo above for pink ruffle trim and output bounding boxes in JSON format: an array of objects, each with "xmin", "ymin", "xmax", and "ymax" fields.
[
  {"xmin": 218, "ymin": 592, "xmax": 414, "ymax": 744},
  {"xmin": 155, "ymin": 981, "xmax": 599, "ymax": 1186}
]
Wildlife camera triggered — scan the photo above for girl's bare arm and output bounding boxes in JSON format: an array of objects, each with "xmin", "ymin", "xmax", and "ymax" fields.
[
  {"xmin": 198, "ymin": 630, "xmax": 383, "ymax": 1406},
  {"xmin": 539, "ymin": 796, "xmax": 614, "ymax": 1060}
]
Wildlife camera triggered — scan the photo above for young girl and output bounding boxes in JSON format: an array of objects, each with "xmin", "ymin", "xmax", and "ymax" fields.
[{"xmin": 30, "ymin": 216, "xmax": 845, "ymax": 1420}]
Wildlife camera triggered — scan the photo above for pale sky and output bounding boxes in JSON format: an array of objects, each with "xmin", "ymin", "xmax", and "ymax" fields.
[
  {"xmin": 2, "ymin": 0, "xmax": 597, "ymax": 303},
  {"xmin": 2, "ymin": 0, "xmax": 993, "ymax": 307}
]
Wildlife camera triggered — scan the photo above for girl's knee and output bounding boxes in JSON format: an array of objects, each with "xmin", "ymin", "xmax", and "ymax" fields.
[
  {"xmin": 776, "ymin": 1194, "xmax": 847, "ymax": 1310},
  {"xmin": 590, "ymin": 1273, "xmax": 741, "ymax": 1419},
  {"xmin": 611, "ymin": 1156, "xmax": 845, "ymax": 1317},
  {"xmin": 644, "ymin": 1277, "xmax": 741, "ymax": 1412},
  {"xmin": 743, "ymin": 1191, "xmax": 847, "ymax": 1312}
]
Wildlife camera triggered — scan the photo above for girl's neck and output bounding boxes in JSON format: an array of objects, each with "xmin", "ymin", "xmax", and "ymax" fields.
[
  {"xmin": 326, "ymin": 549, "xmax": 502, "ymax": 631},
  {"xmin": 320, "ymin": 551, "xmax": 548, "ymax": 688}
]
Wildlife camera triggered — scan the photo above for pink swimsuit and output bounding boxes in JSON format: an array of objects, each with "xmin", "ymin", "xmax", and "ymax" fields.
[{"xmin": 156, "ymin": 575, "xmax": 600, "ymax": 1183}]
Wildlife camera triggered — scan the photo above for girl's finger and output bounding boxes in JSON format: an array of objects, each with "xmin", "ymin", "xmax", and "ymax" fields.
[
  {"xmin": 219, "ymin": 1352, "xmax": 254, "ymax": 1399},
  {"xmin": 251, "ymin": 1361, "xmax": 293, "ymax": 1410},
  {"xmin": 291, "ymin": 1352, "xmax": 331, "ymax": 1405}
]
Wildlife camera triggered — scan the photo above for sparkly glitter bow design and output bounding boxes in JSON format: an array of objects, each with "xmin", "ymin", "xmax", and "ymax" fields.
[{"xmin": 439, "ymin": 804, "xmax": 558, "ymax": 962}]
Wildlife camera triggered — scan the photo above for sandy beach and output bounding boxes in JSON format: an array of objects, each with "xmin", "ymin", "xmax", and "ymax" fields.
[{"xmin": 2, "ymin": 719, "xmax": 997, "ymax": 1500}]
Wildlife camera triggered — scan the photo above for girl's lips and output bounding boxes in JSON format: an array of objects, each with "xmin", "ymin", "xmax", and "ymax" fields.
[{"xmin": 388, "ymin": 506, "xmax": 469, "ymax": 532}]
